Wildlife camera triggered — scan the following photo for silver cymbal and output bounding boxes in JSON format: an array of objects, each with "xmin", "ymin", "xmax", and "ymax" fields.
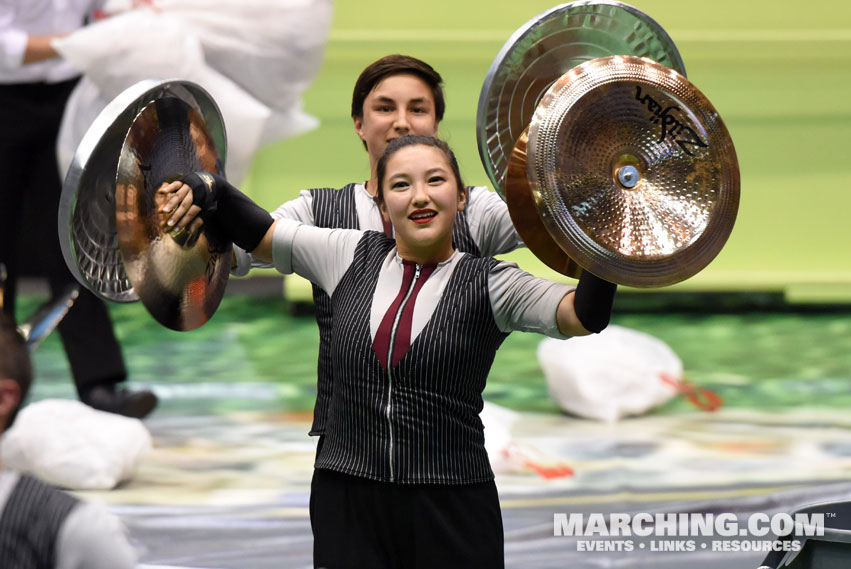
[
  {"xmin": 115, "ymin": 96, "xmax": 230, "ymax": 331},
  {"xmin": 59, "ymin": 79, "xmax": 227, "ymax": 303},
  {"xmin": 477, "ymin": 0, "xmax": 686, "ymax": 197},
  {"xmin": 526, "ymin": 56, "xmax": 740, "ymax": 287}
]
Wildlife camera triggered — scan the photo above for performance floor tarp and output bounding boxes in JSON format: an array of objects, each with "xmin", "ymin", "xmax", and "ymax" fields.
[{"xmin": 19, "ymin": 295, "xmax": 851, "ymax": 568}]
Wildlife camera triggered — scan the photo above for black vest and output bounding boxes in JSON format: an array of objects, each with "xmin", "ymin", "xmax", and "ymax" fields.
[
  {"xmin": 0, "ymin": 474, "xmax": 79, "ymax": 569},
  {"xmin": 314, "ymin": 232, "xmax": 508, "ymax": 484},
  {"xmin": 308, "ymin": 184, "xmax": 481, "ymax": 436}
]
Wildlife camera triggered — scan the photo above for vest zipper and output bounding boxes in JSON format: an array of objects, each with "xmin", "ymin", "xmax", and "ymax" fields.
[{"xmin": 385, "ymin": 263, "xmax": 422, "ymax": 482}]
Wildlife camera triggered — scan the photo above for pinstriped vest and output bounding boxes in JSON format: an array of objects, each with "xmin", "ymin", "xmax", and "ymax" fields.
[
  {"xmin": 314, "ymin": 231, "xmax": 508, "ymax": 484},
  {"xmin": 308, "ymin": 184, "xmax": 481, "ymax": 436},
  {"xmin": 0, "ymin": 474, "xmax": 79, "ymax": 569}
]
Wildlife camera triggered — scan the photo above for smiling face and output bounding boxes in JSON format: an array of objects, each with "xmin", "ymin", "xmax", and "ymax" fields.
[
  {"xmin": 379, "ymin": 144, "xmax": 466, "ymax": 264},
  {"xmin": 353, "ymin": 74, "xmax": 439, "ymax": 169}
]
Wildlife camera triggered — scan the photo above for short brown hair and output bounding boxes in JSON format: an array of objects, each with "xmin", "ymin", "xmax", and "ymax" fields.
[
  {"xmin": 351, "ymin": 54, "xmax": 445, "ymax": 121},
  {"xmin": 0, "ymin": 311, "xmax": 31, "ymax": 429}
]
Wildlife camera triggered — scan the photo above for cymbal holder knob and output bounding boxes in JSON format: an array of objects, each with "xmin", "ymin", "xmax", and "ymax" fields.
[{"xmin": 617, "ymin": 165, "xmax": 640, "ymax": 189}]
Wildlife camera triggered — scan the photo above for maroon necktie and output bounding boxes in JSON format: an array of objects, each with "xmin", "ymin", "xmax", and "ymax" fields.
[{"xmin": 372, "ymin": 260, "xmax": 436, "ymax": 370}]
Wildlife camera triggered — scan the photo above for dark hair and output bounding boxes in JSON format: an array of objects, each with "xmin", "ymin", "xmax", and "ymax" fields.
[
  {"xmin": 0, "ymin": 311, "xmax": 32, "ymax": 430},
  {"xmin": 351, "ymin": 54, "xmax": 446, "ymax": 122},
  {"xmin": 375, "ymin": 136, "xmax": 465, "ymax": 204}
]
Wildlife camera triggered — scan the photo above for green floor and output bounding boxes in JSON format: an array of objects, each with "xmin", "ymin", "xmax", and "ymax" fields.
[{"xmin": 20, "ymin": 293, "xmax": 851, "ymax": 417}]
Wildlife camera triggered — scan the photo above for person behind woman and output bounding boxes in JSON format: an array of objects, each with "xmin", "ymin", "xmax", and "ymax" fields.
[{"xmin": 162, "ymin": 135, "xmax": 616, "ymax": 568}]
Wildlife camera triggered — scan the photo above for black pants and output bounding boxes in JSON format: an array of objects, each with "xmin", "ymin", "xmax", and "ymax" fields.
[
  {"xmin": 310, "ymin": 468, "xmax": 505, "ymax": 569},
  {"xmin": 0, "ymin": 78, "xmax": 127, "ymax": 394}
]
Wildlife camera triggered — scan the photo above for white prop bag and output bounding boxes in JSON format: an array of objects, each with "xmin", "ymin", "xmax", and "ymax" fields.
[
  {"xmin": 538, "ymin": 325, "xmax": 685, "ymax": 422},
  {"xmin": 1, "ymin": 399, "xmax": 152, "ymax": 490},
  {"xmin": 54, "ymin": 0, "xmax": 332, "ymax": 184}
]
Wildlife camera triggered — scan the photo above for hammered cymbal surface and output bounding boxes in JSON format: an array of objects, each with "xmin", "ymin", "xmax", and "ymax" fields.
[
  {"xmin": 116, "ymin": 96, "xmax": 231, "ymax": 331},
  {"xmin": 477, "ymin": 0, "xmax": 685, "ymax": 197},
  {"xmin": 59, "ymin": 79, "xmax": 227, "ymax": 302},
  {"xmin": 527, "ymin": 55, "xmax": 739, "ymax": 287},
  {"xmin": 505, "ymin": 129, "xmax": 582, "ymax": 279}
]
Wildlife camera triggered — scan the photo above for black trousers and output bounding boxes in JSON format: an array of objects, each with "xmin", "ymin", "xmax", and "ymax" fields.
[
  {"xmin": 0, "ymin": 78, "xmax": 127, "ymax": 394},
  {"xmin": 310, "ymin": 468, "xmax": 505, "ymax": 569}
]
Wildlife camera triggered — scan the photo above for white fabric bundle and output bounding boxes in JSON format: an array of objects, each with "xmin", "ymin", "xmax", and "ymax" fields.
[
  {"xmin": 1, "ymin": 399, "xmax": 152, "ymax": 490},
  {"xmin": 55, "ymin": 0, "xmax": 332, "ymax": 184},
  {"xmin": 538, "ymin": 325, "xmax": 683, "ymax": 422}
]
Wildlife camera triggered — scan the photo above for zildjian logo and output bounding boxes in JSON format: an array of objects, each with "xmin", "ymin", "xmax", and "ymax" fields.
[{"xmin": 635, "ymin": 86, "xmax": 709, "ymax": 157}]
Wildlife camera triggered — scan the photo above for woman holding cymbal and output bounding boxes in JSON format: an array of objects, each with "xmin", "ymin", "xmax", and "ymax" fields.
[{"xmin": 160, "ymin": 135, "xmax": 617, "ymax": 569}]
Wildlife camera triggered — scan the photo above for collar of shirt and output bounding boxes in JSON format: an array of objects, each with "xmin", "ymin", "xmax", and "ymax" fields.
[
  {"xmin": 354, "ymin": 182, "xmax": 387, "ymax": 234},
  {"xmin": 369, "ymin": 249, "xmax": 464, "ymax": 346}
]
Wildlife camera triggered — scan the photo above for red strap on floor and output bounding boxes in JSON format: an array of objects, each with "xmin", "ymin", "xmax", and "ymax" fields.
[{"xmin": 660, "ymin": 373, "xmax": 723, "ymax": 412}]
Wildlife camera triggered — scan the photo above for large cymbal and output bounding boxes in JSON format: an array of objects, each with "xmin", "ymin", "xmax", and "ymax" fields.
[
  {"xmin": 526, "ymin": 55, "xmax": 740, "ymax": 287},
  {"xmin": 59, "ymin": 79, "xmax": 227, "ymax": 303},
  {"xmin": 477, "ymin": 0, "xmax": 686, "ymax": 197},
  {"xmin": 116, "ymin": 96, "xmax": 231, "ymax": 331}
]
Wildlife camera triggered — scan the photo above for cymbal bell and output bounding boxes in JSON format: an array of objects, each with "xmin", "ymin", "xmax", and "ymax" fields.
[
  {"xmin": 526, "ymin": 55, "xmax": 739, "ymax": 287},
  {"xmin": 116, "ymin": 96, "xmax": 231, "ymax": 331}
]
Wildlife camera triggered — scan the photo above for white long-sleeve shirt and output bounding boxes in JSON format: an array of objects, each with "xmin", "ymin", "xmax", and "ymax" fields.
[
  {"xmin": 0, "ymin": 470, "xmax": 137, "ymax": 569},
  {"xmin": 232, "ymin": 183, "xmax": 524, "ymax": 276},
  {"xmin": 0, "ymin": 0, "xmax": 104, "ymax": 83},
  {"xmin": 271, "ymin": 219, "xmax": 571, "ymax": 342}
]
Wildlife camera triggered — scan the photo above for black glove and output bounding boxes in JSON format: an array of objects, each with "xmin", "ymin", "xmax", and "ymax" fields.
[
  {"xmin": 181, "ymin": 172, "xmax": 273, "ymax": 252},
  {"xmin": 573, "ymin": 270, "xmax": 617, "ymax": 333}
]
